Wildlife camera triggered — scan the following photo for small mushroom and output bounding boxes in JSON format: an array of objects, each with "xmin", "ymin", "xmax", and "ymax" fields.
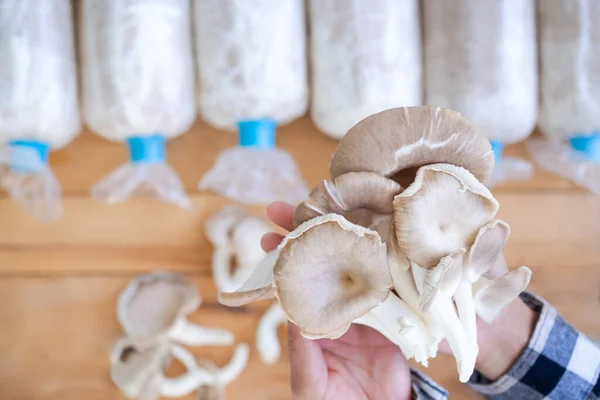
[
  {"xmin": 329, "ymin": 106, "xmax": 495, "ymax": 183},
  {"xmin": 219, "ymin": 214, "xmax": 433, "ymax": 365},
  {"xmin": 118, "ymin": 272, "xmax": 234, "ymax": 348},
  {"xmin": 205, "ymin": 205, "xmax": 272, "ymax": 292},
  {"xmin": 111, "ymin": 337, "xmax": 249, "ymax": 400},
  {"xmin": 393, "ymin": 163, "xmax": 499, "ymax": 270}
]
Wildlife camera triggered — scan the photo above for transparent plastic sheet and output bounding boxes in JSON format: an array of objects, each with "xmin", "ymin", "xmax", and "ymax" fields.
[
  {"xmin": 308, "ymin": 0, "xmax": 422, "ymax": 139},
  {"xmin": 199, "ymin": 147, "xmax": 308, "ymax": 204},
  {"xmin": 485, "ymin": 157, "xmax": 533, "ymax": 189},
  {"xmin": 81, "ymin": 0, "xmax": 195, "ymax": 208},
  {"xmin": 527, "ymin": 138, "xmax": 600, "ymax": 195},
  {"xmin": 193, "ymin": 0, "xmax": 308, "ymax": 130},
  {"xmin": 92, "ymin": 162, "xmax": 192, "ymax": 210},
  {"xmin": 0, "ymin": 145, "xmax": 62, "ymax": 221}
]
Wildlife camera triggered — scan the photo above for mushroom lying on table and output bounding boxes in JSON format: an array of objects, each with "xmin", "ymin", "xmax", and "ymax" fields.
[
  {"xmin": 205, "ymin": 205, "xmax": 289, "ymax": 365},
  {"xmin": 113, "ymin": 272, "xmax": 249, "ymax": 398},
  {"xmin": 218, "ymin": 106, "xmax": 532, "ymax": 383}
]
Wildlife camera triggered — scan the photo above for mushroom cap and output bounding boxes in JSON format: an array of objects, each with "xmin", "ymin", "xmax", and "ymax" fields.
[
  {"xmin": 394, "ymin": 163, "xmax": 499, "ymax": 269},
  {"xmin": 205, "ymin": 205, "xmax": 247, "ymax": 248},
  {"xmin": 293, "ymin": 172, "xmax": 402, "ymax": 227},
  {"xmin": 465, "ymin": 219, "xmax": 510, "ymax": 282},
  {"xmin": 329, "ymin": 106, "xmax": 494, "ymax": 183},
  {"xmin": 273, "ymin": 214, "xmax": 392, "ymax": 338},
  {"xmin": 118, "ymin": 272, "xmax": 200, "ymax": 346}
]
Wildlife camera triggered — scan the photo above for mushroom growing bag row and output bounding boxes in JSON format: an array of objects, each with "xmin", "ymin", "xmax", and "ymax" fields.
[
  {"xmin": 529, "ymin": 0, "xmax": 600, "ymax": 195},
  {"xmin": 424, "ymin": 0, "xmax": 538, "ymax": 188},
  {"xmin": 217, "ymin": 106, "xmax": 532, "ymax": 383},
  {"xmin": 0, "ymin": 0, "xmax": 80, "ymax": 221}
]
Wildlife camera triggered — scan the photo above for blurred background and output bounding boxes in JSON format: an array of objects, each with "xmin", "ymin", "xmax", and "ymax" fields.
[{"xmin": 0, "ymin": 0, "xmax": 598, "ymax": 399}]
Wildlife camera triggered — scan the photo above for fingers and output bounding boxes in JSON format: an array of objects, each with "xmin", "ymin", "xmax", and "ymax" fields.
[
  {"xmin": 261, "ymin": 232, "xmax": 285, "ymax": 252},
  {"xmin": 287, "ymin": 322, "xmax": 327, "ymax": 399},
  {"xmin": 267, "ymin": 201, "xmax": 296, "ymax": 232}
]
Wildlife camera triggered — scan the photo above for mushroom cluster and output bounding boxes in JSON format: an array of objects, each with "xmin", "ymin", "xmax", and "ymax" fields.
[
  {"xmin": 218, "ymin": 106, "xmax": 532, "ymax": 382},
  {"xmin": 112, "ymin": 272, "xmax": 249, "ymax": 399},
  {"xmin": 205, "ymin": 205, "xmax": 289, "ymax": 365}
]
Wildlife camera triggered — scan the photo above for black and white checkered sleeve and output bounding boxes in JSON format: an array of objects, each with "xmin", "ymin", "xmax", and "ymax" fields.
[
  {"xmin": 410, "ymin": 368, "xmax": 448, "ymax": 400},
  {"xmin": 468, "ymin": 292, "xmax": 600, "ymax": 399}
]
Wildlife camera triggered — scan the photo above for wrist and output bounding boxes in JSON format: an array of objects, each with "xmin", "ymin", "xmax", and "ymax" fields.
[{"xmin": 475, "ymin": 297, "xmax": 539, "ymax": 381}]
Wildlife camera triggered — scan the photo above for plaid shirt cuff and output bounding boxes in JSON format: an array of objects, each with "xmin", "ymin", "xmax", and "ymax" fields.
[
  {"xmin": 468, "ymin": 291, "xmax": 600, "ymax": 399},
  {"xmin": 410, "ymin": 368, "xmax": 448, "ymax": 400}
]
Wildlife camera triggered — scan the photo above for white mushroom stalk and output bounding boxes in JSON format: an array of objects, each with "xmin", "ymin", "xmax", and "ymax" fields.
[
  {"xmin": 256, "ymin": 303, "xmax": 287, "ymax": 365},
  {"xmin": 218, "ymin": 214, "xmax": 433, "ymax": 366}
]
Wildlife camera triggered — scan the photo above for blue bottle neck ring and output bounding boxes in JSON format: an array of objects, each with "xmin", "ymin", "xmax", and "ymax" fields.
[
  {"xmin": 126, "ymin": 134, "xmax": 166, "ymax": 164},
  {"xmin": 568, "ymin": 133, "xmax": 600, "ymax": 161},
  {"xmin": 8, "ymin": 139, "xmax": 50, "ymax": 174},
  {"xmin": 237, "ymin": 119, "xmax": 276, "ymax": 149},
  {"xmin": 489, "ymin": 140, "xmax": 504, "ymax": 164}
]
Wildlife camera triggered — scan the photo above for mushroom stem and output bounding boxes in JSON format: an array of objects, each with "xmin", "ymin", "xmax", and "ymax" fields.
[
  {"xmin": 256, "ymin": 303, "xmax": 287, "ymax": 365},
  {"xmin": 211, "ymin": 245, "xmax": 238, "ymax": 293},
  {"xmin": 353, "ymin": 313, "xmax": 414, "ymax": 359},
  {"xmin": 453, "ymin": 277, "xmax": 479, "ymax": 366},
  {"xmin": 170, "ymin": 318, "xmax": 235, "ymax": 347},
  {"xmin": 213, "ymin": 343, "xmax": 250, "ymax": 385},
  {"xmin": 160, "ymin": 344, "xmax": 217, "ymax": 397},
  {"xmin": 369, "ymin": 293, "xmax": 432, "ymax": 366},
  {"xmin": 430, "ymin": 298, "xmax": 474, "ymax": 383},
  {"xmin": 389, "ymin": 260, "xmax": 444, "ymax": 351}
]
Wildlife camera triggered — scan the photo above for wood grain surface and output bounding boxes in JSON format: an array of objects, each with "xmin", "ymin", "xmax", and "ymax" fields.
[{"xmin": 0, "ymin": 117, "xmax": 598, "ymax": 400}]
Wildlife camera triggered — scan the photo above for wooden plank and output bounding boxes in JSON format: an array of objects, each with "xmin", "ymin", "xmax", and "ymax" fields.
[
  {"xmin": 3, "ymin": 118, "xmax": 575, "ymax": 198},
  {"xmin": 0, "ymin": 192, "xmax": 597, "ymax": 273},
  {"xmin": 0, "ymin": 275, "xmax": 597, "ymax": 400}
]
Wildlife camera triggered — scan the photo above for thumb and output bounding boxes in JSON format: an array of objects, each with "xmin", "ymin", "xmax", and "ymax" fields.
[{"xmin": 287, "ymin": 322, "xmax": 327, "ymax": 399}]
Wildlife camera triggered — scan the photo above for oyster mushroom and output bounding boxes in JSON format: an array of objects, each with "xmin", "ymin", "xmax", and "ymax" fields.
[
  {"xmin": 218, "ymin": 214, "xmax": 433, "ymax": 365},
  {"xmin": 111, "ymin": 337, "xmax": 249, "ymax": 400},
  {"xmin": 118, "ymin": 272, "xmax": 234, "ymax": 348},
  {"xmin": 329, "ymin": 106, "xmax": 495, "ymax": 183},
  {"xmin": 393, "ymin": 163, "xmax": 499, "ymax": 270},
  {"xmin": 205, "ymin": 205, "xmax": 272, "ymax": 293}
]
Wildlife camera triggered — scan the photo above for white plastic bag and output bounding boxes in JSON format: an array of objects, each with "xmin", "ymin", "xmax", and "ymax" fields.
[
  {"xmin": 199, "ymin": 119, "xmax": 308, "ymax": 204},
  {"xmin": 308, "ymin": 0, "xmax": 422, "ymax": 139},
  {"xmin": 532, "ymin": 0, "xmax": 600, "ymax": 194},
  {"xmin": 81, "ymin": 0, "xmax": 196, "ymax": 209},
  {"xmin": 193, "ymin": 0, "xmax": 308, "ymax": 130},
  {"xmin": 0, "ymin": 0, "xmax": 80, "ymax": 221},
  {"xmin": 424, "ymin": 0, "xmax": 537, "ymax": 188}
]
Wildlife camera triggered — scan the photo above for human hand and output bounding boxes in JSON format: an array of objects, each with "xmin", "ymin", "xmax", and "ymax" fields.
[{"xmin": 261, "ymin": 202, "xmax": 413, "ymax": 400}]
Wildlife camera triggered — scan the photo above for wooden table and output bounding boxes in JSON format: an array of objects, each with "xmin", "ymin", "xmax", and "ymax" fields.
[{"xmin": 0, "ymin": 117, "xmax": 598, "ymax": 400}]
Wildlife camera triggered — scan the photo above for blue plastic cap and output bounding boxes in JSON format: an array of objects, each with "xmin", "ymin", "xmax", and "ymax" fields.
[
  {"xmin": 568, "ymin": 132, "xmax": 600, "ymax": 161},
  {"xmin": 9, "ymin": 139, "xmax": 50, "ymax": 173},
  {"xmin": 126, "ymin": 134, "xmax": 166, "ymax": 164},
  {"xmin": 489, "ymin": 140, "xmax": 504, "ymax": 163},
  {"xmin": 238, "ymin": 119, "xmax": 276, "ymax": 149}
]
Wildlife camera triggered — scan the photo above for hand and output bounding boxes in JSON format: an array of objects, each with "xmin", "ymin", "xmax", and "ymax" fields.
[{"xmin": 261, "ymin": 202, "xmax": 413, "ymax": 400}]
